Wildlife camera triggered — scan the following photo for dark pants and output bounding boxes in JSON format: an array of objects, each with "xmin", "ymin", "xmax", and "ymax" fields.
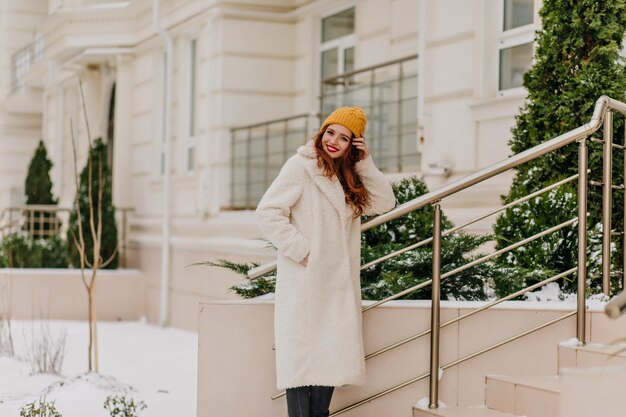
[{"xmin": 285, "ymin": 385, "xmax": 335, "ymax": 417}]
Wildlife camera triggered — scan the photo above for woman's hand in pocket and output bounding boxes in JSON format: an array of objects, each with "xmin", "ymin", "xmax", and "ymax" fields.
[{"xmin": 299, "ymin": 254, "xmax": 309, "ymax": 267}]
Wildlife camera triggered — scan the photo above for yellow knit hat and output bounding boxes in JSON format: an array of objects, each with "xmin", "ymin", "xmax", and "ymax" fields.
[{"xmin": 319, "ymin": 106, "xmax": 367, "ymax": 138}]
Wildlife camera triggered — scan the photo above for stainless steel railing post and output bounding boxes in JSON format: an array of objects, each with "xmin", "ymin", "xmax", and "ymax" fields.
[
  {"xmin": 577, "ymin": 139, "xmax": 588, "ymax": 344},
  {"xmin": 428, "ymin": 203, "xmax": 442, "ymax": 409},
  {"xmin": 603, "ymin": 111, "xmax": 613, "ymax": 295}
]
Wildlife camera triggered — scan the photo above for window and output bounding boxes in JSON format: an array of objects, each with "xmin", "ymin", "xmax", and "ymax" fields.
[
  {"xmin": 34, "ymin": 32, "xmax": 44, "ymax": 62},
  {"xmin": 503, "ymin": 0, "xmax": 533, "ymax": 30},
  {"xmin": 498, "ymin": 0, "xmax": 534, "ymax": 92},
  {"xmin": 186, "ymin": 38, "xmax": 198, "ymax": 172},
  {"xmin": 12, "ymin": 48, "xmax": 31, "ymax": 91},
  {"xmin": 320, "ymin": 7, "xmax": 355, "ymax": 80}
]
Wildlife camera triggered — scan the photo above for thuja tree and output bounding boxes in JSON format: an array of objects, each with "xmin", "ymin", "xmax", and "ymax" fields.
[
  {"xmin": 24, "ymin": 140, "xmax": 60, "ymax": 237},
  {"xmin": 359, "ymin": 176, "xmax": 493, "ymax": 301},
  {"xmin": 25, "ymin": 141, "xmax": 56, "ymax": 205},
  {"xmin": 67, "ymin": 137, "xmax": 119, "ymax": 270},
  {"xmin": 202, "ymin": 176, "xmax": 495, "ymax": 301},
  {"xmin": 493, "ymin": 0, "xmax": 626, "ymax": 297}
]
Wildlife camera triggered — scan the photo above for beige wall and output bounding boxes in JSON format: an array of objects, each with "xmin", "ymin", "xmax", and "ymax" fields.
[
  {"xmin": 0, "ymin": 0, "xmax": 543, "ymax": 211},
  {"xmin": 1, "ymin": 0, "xmax": 534, "ymax": 242},
  {"xmin": 0, "ymin": 0, "xmax": 559, "ymax": 341},
  {"xmin": 127, "ymin": 232, "xmax": 276, "ymax": 331},
  {"xmin": 0, "ymin": 0, "xmax": 47, "ymax": 209},
  {"xmin": 0, "ymin": 268, "xmax": 145, "ymax": 321},
  {"xmin": 197, "ymin": 301, "xmax": 623, "ymax": 417}
]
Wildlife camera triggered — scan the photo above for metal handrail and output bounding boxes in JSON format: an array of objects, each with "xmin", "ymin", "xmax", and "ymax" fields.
[
  {"xmin": 260, "ymin": 95, "xmax": 626, "ymax": 410},
  {"xmin": 359, "ymin": 172, "xmax": 582, "ymax": 271},
  {"xmin": 328, "ymin": 311, "xmax": 577, "ymax": 416},
  {"xmin": 247, "ymin": 95, "xmax": 611, "ymax": 279},
  {"xmin": 361, "ymin": 216, "xmax": 580, "ymax": 312},
  {"xmin": 364, "ymin": 267, "xmax": 576, "ymax": 361}
]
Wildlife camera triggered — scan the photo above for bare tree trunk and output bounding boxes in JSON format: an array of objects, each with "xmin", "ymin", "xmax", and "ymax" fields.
[
  {"xmin": 0, "ymin": 253, "xmax": 15, "ymax": 357},
  {"xmin": 92, "ymin": 273, "xmax": 99, "ymax": 373},
  {"xmin": 87, "ymin": 288, "xmax": 94, "ymax": 371},
  {"xmin": 68, "ymin": 79, "xmax": 120, "ymax": 374}
]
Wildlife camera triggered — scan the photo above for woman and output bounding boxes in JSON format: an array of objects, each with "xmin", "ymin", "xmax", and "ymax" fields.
[{"xmin": 255, "ymin": 107, "xmax": 396, "ymax": 417}]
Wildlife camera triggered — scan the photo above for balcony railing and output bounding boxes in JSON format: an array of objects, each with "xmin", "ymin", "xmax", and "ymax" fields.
[
  {"xmin": 0, "ymin": 205, "xmax": 133, "ymax": 267},
  {"xmin": 229, "ymin": 54, "xmax": 418, "ymax": 209},
  {"xmin": 11, "ymin": 33, "xmax": 45, "ymax": 93},
  {"xmin": 249, "ymin": 95, "xmax": 626, "ymax": 413},
  {"xmin": 320, "ymin": 54, "xmax": 420, "ymax": 173},
  {"xmin": 230, "ymin": 113, "xmax": 320, "ymax": 209}
]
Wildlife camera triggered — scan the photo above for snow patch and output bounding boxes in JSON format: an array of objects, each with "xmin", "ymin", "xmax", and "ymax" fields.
[
  {"xmin": 0, "ymin": 320, "xmax": 196, "ymax": 417},
  {"xmin": 524, "ymin": 282, "xmax": 561, "ymax": 301},
  {"xmin": 41, "ymin": 372, "xmax": 136, "ymax": 397},
  {"xmin": 559, "ymin": 337, "xmax": 580, "ymax": 347},
  {"xmin": 414, "ymin": 397, "xmax": 447, "ymax": 409}
]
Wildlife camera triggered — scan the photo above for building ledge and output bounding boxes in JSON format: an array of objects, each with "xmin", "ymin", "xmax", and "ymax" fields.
[{"xmin": 2, "ymin": 87, "xmax": 43, "ymax": 114}]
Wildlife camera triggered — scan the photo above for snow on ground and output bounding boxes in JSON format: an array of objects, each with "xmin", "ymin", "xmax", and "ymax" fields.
[{"xmin": 0, "ymin": 319, "xmax": 197, "ymax": 417}]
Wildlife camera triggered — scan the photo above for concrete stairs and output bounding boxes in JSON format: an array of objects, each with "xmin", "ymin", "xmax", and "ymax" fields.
[{"xmin": 413, "ymin": 343, "xmax": 626, "ymax": 417}]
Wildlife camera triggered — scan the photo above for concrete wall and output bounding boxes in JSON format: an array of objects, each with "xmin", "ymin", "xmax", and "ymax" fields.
[
  {"xmin": 197, "ymin": 300, "xmax": 623, "ymax": 417},
  {"xmin": 0, "ymin": 268, "xmax": 145, "ymax": 321},
  {"xmin": 0, "ymin": 0, "xmax": 557, "ymax": 333},
  {"xmin": 0, "ymin": 0, "xmax": 48, "ymax": 209},
  {"xmin": 3, "ymin": 0, "xmax": 533, "ymax": 220},
  {"xmin": 126, "ymin": 211, "xmax": 278, "ymax": 330}
]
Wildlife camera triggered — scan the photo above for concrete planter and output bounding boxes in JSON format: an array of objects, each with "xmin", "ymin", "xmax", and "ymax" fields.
[{"xmin": 0, "ymin": 268, "xmax": 145, "ymax": 321}]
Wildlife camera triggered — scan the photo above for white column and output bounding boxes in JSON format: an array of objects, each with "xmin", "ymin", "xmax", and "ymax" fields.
[
  {"xmin": 201, "ymin": 12, "xmax": 221, "ymax": 217},
  {"xmin": 80, "ymin": 67, "xmax": 104, "ymax": 141},
  {"xmin": 113, "ymin": 54, "xmax": 133, "ymax": 208}
]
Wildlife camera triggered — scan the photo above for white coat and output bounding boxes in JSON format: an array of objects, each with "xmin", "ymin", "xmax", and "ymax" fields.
[{"xmin": 255, "ymin": 138, "xmax": 396, "ymax": 390}]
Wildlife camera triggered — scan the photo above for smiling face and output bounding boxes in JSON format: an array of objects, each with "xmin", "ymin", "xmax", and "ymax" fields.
[{"xmin": 321, "ymin": 123, "xmax": 352, "ymax": 159}]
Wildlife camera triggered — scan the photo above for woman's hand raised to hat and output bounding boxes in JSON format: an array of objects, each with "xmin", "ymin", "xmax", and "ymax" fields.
[{"xmin": 352, "ymin": 136, "xmax": 369, "ymax": 159}]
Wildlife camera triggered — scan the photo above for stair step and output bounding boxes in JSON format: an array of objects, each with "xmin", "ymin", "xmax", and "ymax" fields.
[
  {"xmin": 558, "ymin": 343, "xmax": 626, "ymax": 372},
  {"xmin": 413, "ymin": 405, "xmax": 518, "ymax": 417},
  {"xmin": 485, "ymin": 375, "xmax": 559, "ymax": 417},
  {"xmin": 560, "ymin": 363, "xmax": 626, "ymax": 417}
]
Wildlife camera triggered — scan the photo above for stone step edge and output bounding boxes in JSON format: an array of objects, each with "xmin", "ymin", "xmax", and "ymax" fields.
[
  {"xmin": 559, "ymin": 342, "xmax": 626, "ymax": 358},
  {"xmin": 486, "ymin": 374, "xmax": 561, "ymax": 394},
  {"xmin": 412, "ymin": 404, "xmax": 519, "ymax": 417}
]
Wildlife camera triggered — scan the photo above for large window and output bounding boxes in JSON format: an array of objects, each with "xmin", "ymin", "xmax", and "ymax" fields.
[
  {"xmin": 320, "ymin": 7, "xmax": 355, "ymax": 80},
  {"xmin": 320, "ymin": 55, "xmax": 419, "ymax": 174},
  {"xmin": 498, "ymin": 0, "xmax": 534, "ymax": 92}
]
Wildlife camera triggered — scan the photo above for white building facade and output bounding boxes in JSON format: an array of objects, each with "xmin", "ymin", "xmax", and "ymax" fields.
[{"xmin": 0, "ymin": 0, "xmax": 539, "ymax": 330}]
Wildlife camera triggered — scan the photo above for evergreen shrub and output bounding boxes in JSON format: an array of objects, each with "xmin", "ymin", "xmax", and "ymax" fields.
[
  {"xmin": 66, "ymin": 138, "xmax": 119, "ymax": 269},
  {"xmin": 203, "ymin": 176, "xmax": 495, "ymax": 301},
  {"xmin": 24, "ymin": 140, "xmax": 60, "ymax": 238},
  {"xmin": 0, "ymin": 232, "xmax": 67, "ymax": 268},
  {"xmin": 493, "ymin": 0, "xmax": 626, "ymax": 296},
  {"xmin": 360, "ymin": 176, "xmax": 493, "ymax": 301}
]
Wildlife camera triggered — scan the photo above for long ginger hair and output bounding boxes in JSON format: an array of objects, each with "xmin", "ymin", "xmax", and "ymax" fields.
[{"xmin": 313, "ymin": 127, "xmax": 371, "ymax": 218}]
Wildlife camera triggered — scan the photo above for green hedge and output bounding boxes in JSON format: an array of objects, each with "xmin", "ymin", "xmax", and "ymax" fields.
[{"xmin": 0, "ymin": 233, "xmax": 68, "ymax": 268}]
